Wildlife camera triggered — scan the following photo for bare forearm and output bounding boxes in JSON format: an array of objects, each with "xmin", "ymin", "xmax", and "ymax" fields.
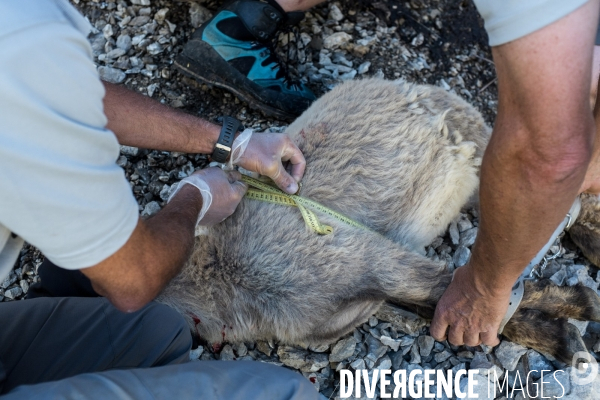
[
  {"xmin": 84, "ymin": 185, "xmax": 202, "ymax": 311},
  {"xmin": 430, "ymin": 0, "xmax": 598, "ymax": 347},
  {"xmin": 468, "ymin": 4, "xmax": 598, "ymax": 293},
  {"xmin": 102, "ymin": 81, "xmax": 220, "ymax": 153},
  {"xmin": 139, "ymin": 185, "xmax": 202, "ymax": 291},
  {"xmin": 471, "ymin": 125, "xmax": 591, "ymax": 293}
]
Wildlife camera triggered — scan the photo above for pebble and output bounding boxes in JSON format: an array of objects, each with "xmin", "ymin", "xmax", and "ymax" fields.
[
  {"xmin": 357, "ymin": 61, "xmax": 371, "ymax": 74},
  {"xmin": 459, "ymin": 227, "xmax": 478, "ymax": 247},
  {"xmin": 4, "ymin": 287, "xmax": 23, "ymax": 300},
  {"xmin": 417, "ymin": 335, "xmax": 434, "ymax": 357},
  {"xmin": 129, "ymin": 16, "xmax": 150, "ymax": 27},
  {"xmin": 256, "ymin": 341, "xmax": 272, "ymax": 356},
  {"xmin": 328, "ymin": 5, "xmax": 344, "ymax": 22},
  {"xmin": 379, "ymin": 335, "xmax": 401, "ymax": 352},
  {"xmin": 409, "ymin": 343, "xmax": 421, "ymax": 364},
  {"xmin": 495, "ymin": 341, "xmax": 527, "ymax": 371},
  {"xmin": 350, "ymin": 358, "xmax": 365, "ymax": 370},
  {"xmin": 120, "ymin": 145, "xmax": 139, "ymax": 157},
  {"xmin": 434, "ymin": 349, "xmax": 452, "ymax": 363},
  {"xmin": 189, "ymin": 3, "xmax": 212, "ymax": 29},
  {"xmin": 568, "ymin": 318, "xmax": 589, "ymax": 336},
  {"xmin": 219, "ymin": 344, "xmax": 235, "ymax": 361},
  {"xmin": 234, "ymin": 343, "xmax": 248, "ymax": 357},
  {"xmin": 457, "ymin": 217, "xmax": 473, "ymax": 232},
  {"xmin": 309, "ymin": 343, "xmax": 329, "ymax": 353},
  {"xmin": 106, "ymin": 48, "xmax": 126, "ymax": 59},
  {"xmin": 154, "ymin": 8, "xmax": 169, "ymax": 24},
  {"xmin": 19, "ymin": 280, "xmax": 29, "ymax": 294},
  {"xmin": 453, "ymin": 245, "xmax": 471, "ymax": 267},
  {"xmin": 323, "ymin": 32, "xmax": 352, "ymax": 49},
  {"xmin": 340, "ymin": 70, "xmax": 357, "ymax": 80},
  {"xmin": 147, "ymin": 43, "xmax": 164, "ymax": 55},
  {"xmin": 448, "ymin": 221, "xmax": 460, "ymax": 245},
  {"xmin": 365, "ymin": 335, "xmax": 387, "ymax": 365},
  {"xmin": 1, "ymin": 273, "xmax": 17, "ymax": 289},
  {"xmin": 141, "ymin": 201, "xmax": 161, "ymax": 217},
  {"xmin": 277, "ymin": 346, "xmax": 328, "ymax": 372},
  {"xmin": 329, "ymin": 336, "xmax": 356, "ymax": 362},
  {"xmin": 189, "ymin": 347, "xmax": 204, "ymax": 360},
  {"xmin": 102, "ymin": 24, "xmax": 113, "ymax": 39},
  {"xmin": 98, "ymin": 66, "xmax": 126, "ymax": 84},
  {"xmin": 525, "ymin": 350, "xmax": 553, "ymax": 380},
  {"xmin": 116, "ymin": 34, "xmax": 132, "ymax": 52}
]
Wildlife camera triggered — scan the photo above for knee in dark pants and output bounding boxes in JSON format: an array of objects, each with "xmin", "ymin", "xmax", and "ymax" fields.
[{"xmin": 141, "ymin": 302, "xmax": 192, "ymax": 365}]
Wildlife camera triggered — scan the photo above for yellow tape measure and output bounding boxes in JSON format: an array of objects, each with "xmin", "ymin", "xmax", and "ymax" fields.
[{"xmin": 241, "ymin": 175, "xmax": 371, "ymax": 235}]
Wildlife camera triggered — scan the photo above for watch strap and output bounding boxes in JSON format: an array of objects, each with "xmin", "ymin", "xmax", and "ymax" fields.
[{"xmin": 212, "ymin": 116, "xmax": 242, "ymax": 163}]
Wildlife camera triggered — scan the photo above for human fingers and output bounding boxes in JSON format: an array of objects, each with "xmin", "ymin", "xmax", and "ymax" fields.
[
  {"xmin": 231, "ymin": 180, "xmax": 248, "ymax": 199},
  {"xmin": 280, "ymin": 139, "xmax": 306, "ymax": 183},
  {"xmin": 463, "ymin": 329, "xmax": 482, "ymax": 347},
  {"xmin": 226, "ymin": 170, "xmax": 243, "ymax": 184},
  {"xmin": 480, "ymin": 330, "xmax": 500, "ymax": 347},
  {"xmin": 269, "ymin": 162, "xmax": 299, "ymax": 194},
  {"xmin": 447, "ymin": 325, "xmax": 465, "ymax": 347},
  {"xmin": 429, "ymin": 311, "xmax": 449, "ymax": 342}
]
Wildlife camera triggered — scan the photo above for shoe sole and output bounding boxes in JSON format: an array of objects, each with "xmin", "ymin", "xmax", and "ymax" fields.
[{"xmin": 175, "ymin": 52, "xmax": 297, "ymax": 121}]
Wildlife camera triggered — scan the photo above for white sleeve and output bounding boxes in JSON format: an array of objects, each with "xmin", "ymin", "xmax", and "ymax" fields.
[
  {"xmin": 473, "ymin": 0, "xmax": 589, "ymax": 46},
  {"xmin": 0, "ymin": 21, "xmax": 139, "ymax": 269}
]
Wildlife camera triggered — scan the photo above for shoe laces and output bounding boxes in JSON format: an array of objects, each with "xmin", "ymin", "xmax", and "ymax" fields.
[{"xmin": 252, "ymin": 25, "xmax": 305, "ymax": 90}]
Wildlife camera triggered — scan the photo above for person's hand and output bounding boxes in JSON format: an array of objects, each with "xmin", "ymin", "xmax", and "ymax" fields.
[
  {"xmin": 232, "ymin": 132, "xmax": 306, "ymax": 194},
  {"xmin": 429, "ymin": 265, "xmax": 508, "ymax": 347},
  {"xmin": 169, "ymin": 167, "xmax": 247, "ymax": 226}
]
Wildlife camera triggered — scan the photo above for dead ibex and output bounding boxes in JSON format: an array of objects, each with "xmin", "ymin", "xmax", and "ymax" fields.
[{"xmin": 158, "ymin": 78, "xmax": 600, "ymax": 365}]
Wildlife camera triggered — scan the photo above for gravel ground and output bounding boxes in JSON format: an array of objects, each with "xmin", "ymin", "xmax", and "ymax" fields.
[{"xmin": 6, "ymin": 0, "xmax": 600, "ymax": 398}]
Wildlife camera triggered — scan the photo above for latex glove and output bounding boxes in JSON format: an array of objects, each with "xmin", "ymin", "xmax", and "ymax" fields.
[
  {"xmin": 228, "ymin": 129, "xmax": 306, "ymax": 194},
  {"xmin": 429, "ymin": 265, "xmax": 506, "ymax": 347},
  {"xmin": 168, "ymin": 167, "xmax": 247, "ymax": 226}
]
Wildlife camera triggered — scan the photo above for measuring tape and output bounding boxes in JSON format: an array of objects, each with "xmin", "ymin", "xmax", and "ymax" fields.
[{"xmin": 241, "ymin": 175, "xmax": 371, "ymax": 235}]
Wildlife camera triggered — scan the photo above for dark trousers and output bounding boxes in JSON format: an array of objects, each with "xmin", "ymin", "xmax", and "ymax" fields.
[
  {"xmin": 0, "ymin": 297, "xmax": 192, "ymax": 394},
  {"xmin": 0, "ymin": 259, "xmax": 192, "ymax": 394},
  {"xmin": 2, "ymin": 260, "xmax": 320, "ymax": 399},
  {"xmin": 27, "ymin": 258, "xmax": 99, "ymax": 298}
]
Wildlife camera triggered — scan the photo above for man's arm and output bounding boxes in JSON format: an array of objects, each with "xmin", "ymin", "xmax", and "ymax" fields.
[
  {"xmin": 81, "ymin": 168, "xmax": 246, "ymax": 312},
  {"xmin": 430, "ymin": 0, "xmax": 599, "ymax": 346},
  {"xmin": 103, "ymin": 82, "xmax": 305, "ymax": 193},
  {"xmin": 103, "ymin": 82, "xmax": 221, "ymax": 154}
]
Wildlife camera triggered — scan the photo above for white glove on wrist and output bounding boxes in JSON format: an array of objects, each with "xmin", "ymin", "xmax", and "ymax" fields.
[
  {"xmin": 226, "ymin": 128, "xmax": 254, "ymax": 169},
  {"xmin": 167, "ymin": 174, "xmax": 212, "ymax": 225}
]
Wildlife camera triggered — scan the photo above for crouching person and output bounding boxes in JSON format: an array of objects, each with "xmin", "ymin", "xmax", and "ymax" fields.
[{"xmin": 0, "ymin": 0, "xmax": 315, "ymax": 398}]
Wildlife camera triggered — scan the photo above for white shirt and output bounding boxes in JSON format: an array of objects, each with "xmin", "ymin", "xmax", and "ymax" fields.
[
  {"xmin": 473, "ymin": 0, "xmax": 589, "ymax": 46},
  {"xmin": 0, "ymin": 0, "xmax": 139, "ymax": 280}
]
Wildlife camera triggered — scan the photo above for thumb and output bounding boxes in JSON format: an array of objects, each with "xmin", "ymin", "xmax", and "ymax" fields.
[
  {"xmin": 225, "ymin": 170, "xmax": 248, "ymax": 198},
  {"xmin": 270, "ymin": 163, "xmax": 299, "ymax": 194},
  {"xmin": 232, "ymin": 180, "xmax": 248, "ymax": 197}
]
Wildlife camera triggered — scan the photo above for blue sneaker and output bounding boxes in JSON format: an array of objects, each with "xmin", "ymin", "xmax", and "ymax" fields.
[{"xmin": 175, "ymin": 0, "xmax": 316, "ymax": 119}]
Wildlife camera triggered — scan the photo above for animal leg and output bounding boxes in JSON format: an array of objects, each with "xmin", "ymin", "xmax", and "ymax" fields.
[
  {"xmin": 519, "ymin": 279, "xmax": 600, "ymax": 322},
  {"xmin": 503, "ymin": 309, "xmax": 587, "ymax": 365},
  {"xmin": 569, "ymin": 193, "xmax": 600, "ymax": 267},
  {"xmin": 500, "ymin": 279, "xmax": 600, "ymax": 365}
]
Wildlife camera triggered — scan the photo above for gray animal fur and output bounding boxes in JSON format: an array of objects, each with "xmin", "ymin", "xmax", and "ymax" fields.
[{"xmin": 157, "ymin": 78, "xmax": 492, "ymax": 344}]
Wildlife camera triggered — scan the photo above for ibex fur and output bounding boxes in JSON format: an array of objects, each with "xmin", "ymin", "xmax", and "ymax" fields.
[{"xmin": 158, "ymin": 78, "xmax": 600, "ymax": 365}]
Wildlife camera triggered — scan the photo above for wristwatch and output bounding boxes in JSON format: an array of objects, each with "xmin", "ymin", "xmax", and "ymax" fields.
[{"xmin": 211, "ymin": 116, "xmax": 243, "ymax": 163}]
